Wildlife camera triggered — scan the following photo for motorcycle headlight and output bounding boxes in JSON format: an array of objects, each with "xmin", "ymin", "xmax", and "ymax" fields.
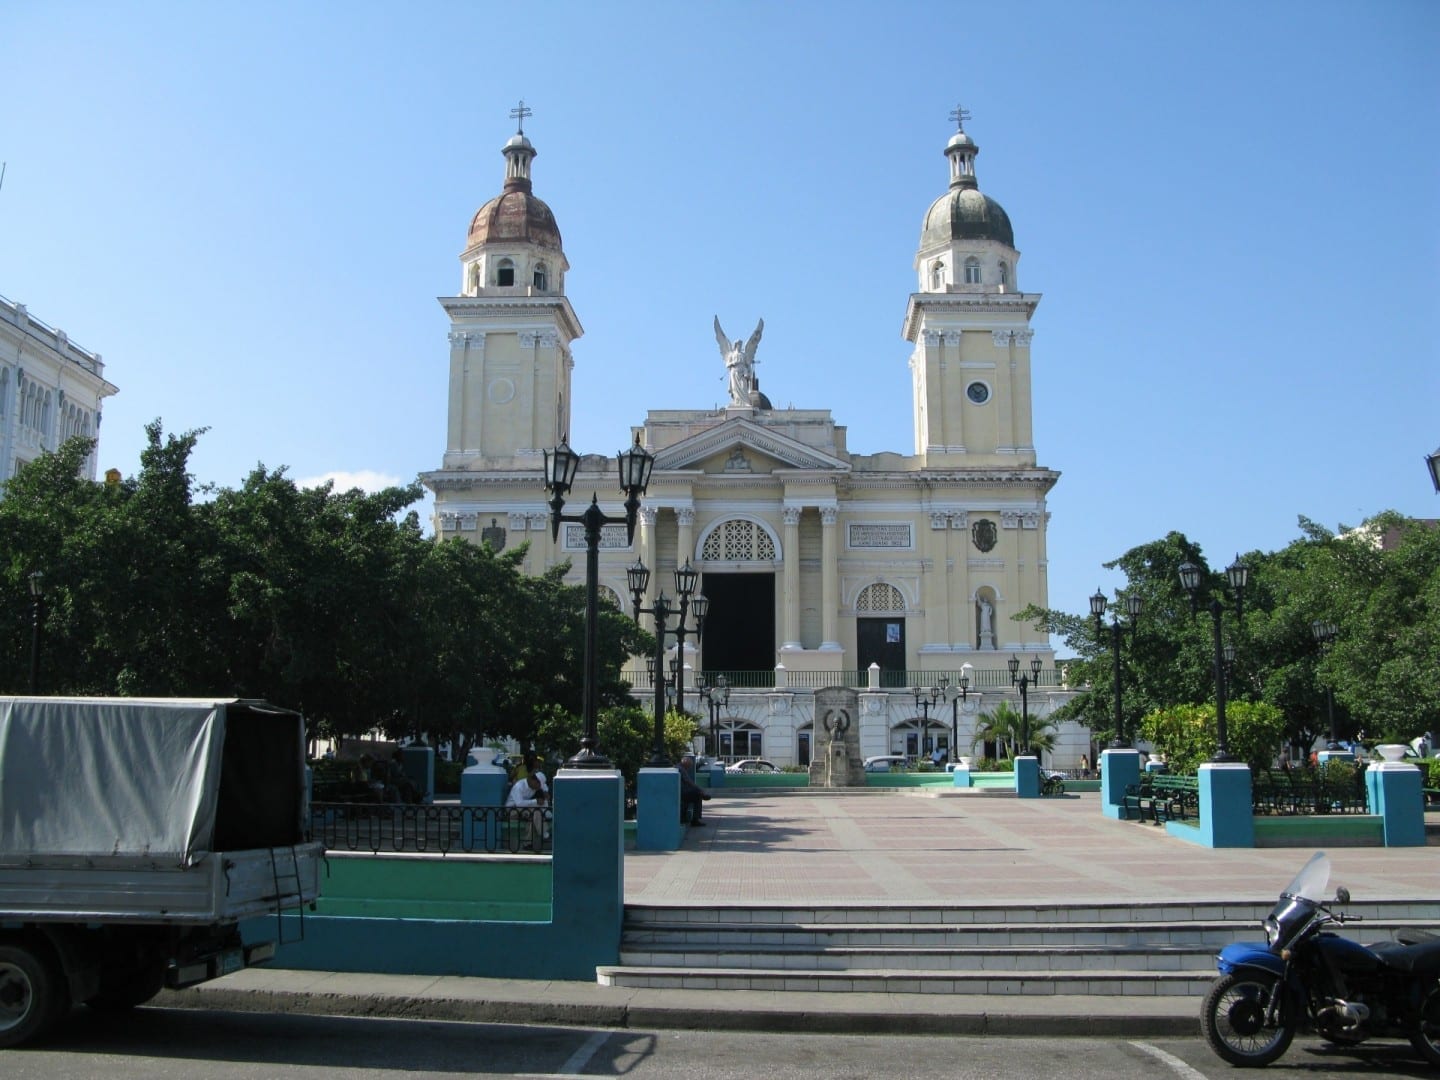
[{"xmin": 1264, "ymin": 915, "xmax": 1280, "ymax": 947}]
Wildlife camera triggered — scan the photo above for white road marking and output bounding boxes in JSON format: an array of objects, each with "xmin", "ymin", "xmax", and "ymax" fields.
[
  {"xmin": 556, "ymin": 1029, "xmax": 611, "ymax": 1074},
  {"xmin": 1129, "ymin": 1040, "xmax": 1209, "ymax": 1080}
]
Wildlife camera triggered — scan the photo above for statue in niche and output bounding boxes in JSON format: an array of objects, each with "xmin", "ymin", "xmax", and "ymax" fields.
[
  {"xmin": 823, "ymin": 708, "xmax": 850, "ymax": 785},
  {"xmin": 714, "ymin": 316, "xmax": 764, "ymax": 406},
  {"xmin": 978, "ymin": 597, "xmax": 995, "ymax": 649}
]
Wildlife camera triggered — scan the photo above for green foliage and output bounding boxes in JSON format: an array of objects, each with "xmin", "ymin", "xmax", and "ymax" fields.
[
  {"xmin": 1022, "ymin": 516, "xmax": 1440, "ymax": 752},
  {"xmin": 970, "ymin": 701, "xmax": 1059, "ymax": 759},
  {"xmin": 1138, "ymin": 701, "xmax": 1286, "ymax": 774},
  {"xmin": 1421, "ymin": 757, "xmax": 1440, "ymax": 792},
  {"xmin": 0, "ymin": 424, "xmax": 647, "ymax": 754},
  {"xmin": 536, "ymin": 704, "xmax": 696, "ymax": 792}
]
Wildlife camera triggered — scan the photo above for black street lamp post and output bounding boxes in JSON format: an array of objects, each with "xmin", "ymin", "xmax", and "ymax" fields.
[
  {"xmin": 27, "ymin": 571, "xmax": 44, "ymax": 695},
  {"xmin": 1090, "ymin": 589, "xmax": 1143, "ymax": 749},
  {"xmin": 911, "ymin": 684, "xmax": 941, "ymax": 760},
  {"xmin": 1008, "ymin": 654, "xmax": 1044, "ymax": 756},
  {"xmin": 938, "ymin": 666, "xmax": 971, "ymax": 761},
  {"xmin": 544, "ymin": 435, "xmax": 654, "ymax": 768},
  {"xmin": 1178, "ymin": 556, "xmax": 1250, "ymax": 763},
  {"xmin": 698, "ymin": 675, "xmax": 730, "ymax": 758},
  {"xmin": 1311, "ymin": 618, "xmax": 1341, "ymax": 750},
  {"xmin": 628, "ymin": 558, "xmax": 706, "ymax": 767}
]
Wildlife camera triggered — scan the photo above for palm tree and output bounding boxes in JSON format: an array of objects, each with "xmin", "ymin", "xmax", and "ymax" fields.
[{"xmin": 971, "ymin": 702, "xmax": 1058, "ymax": 760}]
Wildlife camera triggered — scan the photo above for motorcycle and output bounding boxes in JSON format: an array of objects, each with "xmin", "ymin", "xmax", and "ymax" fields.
[{"xmin": 1201, "ymin": 851, "xmax": 1440, "ymax": 1068}]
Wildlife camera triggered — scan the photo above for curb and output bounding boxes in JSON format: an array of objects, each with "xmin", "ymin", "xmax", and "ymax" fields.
[{"xmin": 158, "ymin": 984, "xmax": 1202, "ymax": 1038}]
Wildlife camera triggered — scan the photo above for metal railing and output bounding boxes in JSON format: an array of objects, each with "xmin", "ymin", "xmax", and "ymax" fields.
[
  {"xmin": 310, "ymin": 803, "xmax": 551, "ymax": 855},
  {"xmin": 627, "ymin": 668, "xmax": 1068, "ymax": 691}
]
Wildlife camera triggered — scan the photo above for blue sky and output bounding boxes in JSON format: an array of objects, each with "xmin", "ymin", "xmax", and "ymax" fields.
[{"xmin": 3, "ymin": 1, "xmax": 1437, "ymax": 623}]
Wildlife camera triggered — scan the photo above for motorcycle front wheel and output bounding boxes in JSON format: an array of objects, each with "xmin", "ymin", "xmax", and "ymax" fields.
[
  {"xmin": 1201, "ymin": 972, "xmax": 1296, "ymax": 1067},
  {"xmin": 1410, "ymin": 982, "xmax": 1440, "ymax": 1068}
]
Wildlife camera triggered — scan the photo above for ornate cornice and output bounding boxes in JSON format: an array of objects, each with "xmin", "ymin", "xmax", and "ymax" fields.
[
  {"xmin": 652, "ymin": 416, "xmax": 851, "ymax": 473},
  {"xmin": 438, "ymin": 294, "xmax": 583, "ymax": 340},
  {"xmin": 902, "ymin": 291, "xmax": 1041, "ymax": 341}
]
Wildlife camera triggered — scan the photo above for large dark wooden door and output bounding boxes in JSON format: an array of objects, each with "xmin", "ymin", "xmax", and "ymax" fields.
[
  {"xmin": 700, "ymin": 573, "xmax": 775, "ymax": 682},
  {"xmin": 857, "ymin": 617, "xmax": 906, "ymax": 686}
]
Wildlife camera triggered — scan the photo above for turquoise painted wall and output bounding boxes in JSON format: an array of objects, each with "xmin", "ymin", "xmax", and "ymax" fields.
[{"xmin": 249, "ymin": 769, "xmax": 625, "ymax": 981}]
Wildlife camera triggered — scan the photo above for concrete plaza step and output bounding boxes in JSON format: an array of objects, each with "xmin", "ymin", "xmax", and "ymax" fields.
[{"xmin": 597, "ymin": 898, "xmax": 1440, "ymax": 995}]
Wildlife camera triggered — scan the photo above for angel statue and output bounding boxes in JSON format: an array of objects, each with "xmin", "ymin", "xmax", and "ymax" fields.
[{"xmin": 714, "ymin": 316, "xmax": 764, "ymax": 406}]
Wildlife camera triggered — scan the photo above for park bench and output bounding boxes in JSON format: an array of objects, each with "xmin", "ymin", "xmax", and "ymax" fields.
[
  {"xmin": 1123, "ymin": 775, "xmax": 1198, "ymax": 824},
  {"xmin": 1152, "ymin": 775, "xmax": 1199, "ymax": 823},
  {"xmin": 1253, "ymin": 767, "xmax": 1368, "ymax": 815}
]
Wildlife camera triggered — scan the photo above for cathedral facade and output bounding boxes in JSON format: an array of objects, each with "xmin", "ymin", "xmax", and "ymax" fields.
[{"xmin": 422, "ymin": 115, "xmax": 1081, "ymax": 769}]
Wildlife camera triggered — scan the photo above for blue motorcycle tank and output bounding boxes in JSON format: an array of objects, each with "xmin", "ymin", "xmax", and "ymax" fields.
[{"xmin": 1218, "ymin": 941, "xmax": 1284, "ymax": 976}]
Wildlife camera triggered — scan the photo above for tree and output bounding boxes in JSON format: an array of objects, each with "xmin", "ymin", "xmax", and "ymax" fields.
[
  {"xmin": 971, "ymin": 701, "xmax": 1059, "ymax": 760},
  {"xmin": 0, "ymin": 423, "xmax": 653, "ymax": 758},
  {"xmin": 1020, "ymin": 516, "xmax": 1440, "ymax": 754},
  {"xmin": 1139, "ymin": 701, "xmax": 1286, "ymax": 775}
]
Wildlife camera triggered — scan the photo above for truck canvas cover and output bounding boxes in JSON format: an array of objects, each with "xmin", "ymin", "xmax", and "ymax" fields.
[{"xmin": 0, "ymin": 697, "xmax": 305, "ymax": 867}]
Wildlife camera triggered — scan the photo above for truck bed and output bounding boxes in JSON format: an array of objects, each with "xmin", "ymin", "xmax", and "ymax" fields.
[{"xmin": 0, "ymin": 841, "xmax": 324, "ymax": 924}]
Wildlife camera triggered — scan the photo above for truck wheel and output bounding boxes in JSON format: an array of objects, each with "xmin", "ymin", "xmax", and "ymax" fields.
[
  {"xmin": 0, "ymin": 942, "xmax": 69, "ymax": 1048},
  {"xmin": 86, "ymin": 960, "xmax": 166, "ymax": 1011}
]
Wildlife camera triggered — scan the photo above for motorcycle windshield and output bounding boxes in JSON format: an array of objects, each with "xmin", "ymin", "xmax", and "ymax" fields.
[{"xmin": 1280, "ymin": 851, "xmax": 1331, "ymax": 902}]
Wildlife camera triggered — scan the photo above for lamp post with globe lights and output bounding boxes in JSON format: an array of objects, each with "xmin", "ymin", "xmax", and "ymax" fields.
[
  {"xmin": 1178, "ymin": 556, "xmax": 1250, "ymax": 763},
  {"xmin": 544, "ymin": 435, "xmax": 654, "ymax": 768},
  {"xmin": 1089, "ymin": 589, "xmax": 1143, "ymax": 749},
  {"xmin": 628, "ymin": 557, "xmax": 706, "ymax": 767}
]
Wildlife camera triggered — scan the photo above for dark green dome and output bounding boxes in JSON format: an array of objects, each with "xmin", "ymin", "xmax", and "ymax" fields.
[{"xmin": 921, "ymin": 187, "xmax": 1014, "ymax": 249}]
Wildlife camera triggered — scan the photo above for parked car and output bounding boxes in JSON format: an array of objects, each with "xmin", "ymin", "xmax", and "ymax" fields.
[
  {"xmin": 726, "ymin": 758, "xmax": 782, "ymax": 774},
  {"xmin": 863, "ymin": 754, "xmax": 908, "ymax": 773}
]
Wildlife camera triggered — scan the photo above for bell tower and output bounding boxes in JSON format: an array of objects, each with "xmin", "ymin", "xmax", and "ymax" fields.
[
  {"xmin": 902, "ymin": 107, "xmax": 1040, "ymax": 468},
  {"xmin": 440, "ymin": 103, "xmax": 581, "ymax": 469}
]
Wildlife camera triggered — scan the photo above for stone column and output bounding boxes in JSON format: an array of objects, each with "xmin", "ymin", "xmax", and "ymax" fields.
[
  {"xmin": 1100, "ymin": 748, "xmax": 1141, "ymax": 820},
  {"xmin": 677, "ymin": 506, "xmax": 698, "ymax": 672},
  {"xmin": 638, "ymin": 506, "xmax": 658, "ymax": 634},
  {"xmin": 782, "ymin": 506, "xmax": 801, "ymax": 649},
  {"xmin": 820, "ymin": 507, "xmax": 840, "ymax": 650},
  {"xmin": 636, "ymin": 767, "xmax": 682, "ymax": 851},
  {"xmin": 1366, "ymin": 763, "xmax": 1426, "ymax": 847},
  {"xmin": 1194, "ymin": 763, "xmax": 1254, "ymax": 848}
]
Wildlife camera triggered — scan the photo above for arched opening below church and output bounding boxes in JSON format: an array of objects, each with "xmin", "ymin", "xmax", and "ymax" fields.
[
  {"xmin": 699, "ymin": 573, "xmax": 775, "ymax": 684},
  {"xmin": 891, "ymin": 718, "xmax": 950, "ymax": 763},
  {"xmin": 717, "ymin": 720, "xmax": 764, "ymax": 764}
]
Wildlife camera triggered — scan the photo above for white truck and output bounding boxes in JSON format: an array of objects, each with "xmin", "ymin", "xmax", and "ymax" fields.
[{"xmin": 0, "ymin": 697, "xmax": 324, "ymax": 1047}]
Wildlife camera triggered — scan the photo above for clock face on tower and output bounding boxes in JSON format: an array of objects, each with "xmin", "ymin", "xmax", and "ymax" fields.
[{"xmin": 966, "ymin": 381, "xmax": 990, "ymax": 404}]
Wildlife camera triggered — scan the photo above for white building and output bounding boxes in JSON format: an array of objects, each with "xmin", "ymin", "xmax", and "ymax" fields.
[
  {"xmin": 423, "ymin": 114, "xmax": 1087, "ymax": 768},
  {"xmin": 1, "ymin": 294, "xmax": 118, "ymax": 486}
]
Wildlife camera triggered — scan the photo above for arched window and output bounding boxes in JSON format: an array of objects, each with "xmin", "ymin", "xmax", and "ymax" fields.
[
  {"xmin": 701, "ymin": 519, "xmax": 778, "ymax": 562},
  {"xmin": 496, "ymin": 258, "xmax": 515, "ymax": 287},
  {"xmin": 929, "ymin": 260, "xmax": 945, "ymax": 290},
  {"xmin": 963, "ymin": 257, "xmax": 981, "ymax": 284},
  {"xmin": 468, "ymin": 263, "xmax": 480, "ymax": 294},
  {"xmin": 533, "ymin": 262, "xmax": 548, "ymax": 291},
  {"xmin": 855, "ymin": 582, "xmax": 906, "ymax": 612},
  {"xmin": 718, "ymin": 720, "xmax": 764, "ymax": 761},
  {"xmin": 998, "ymin": 260, "xmax": 1009, "ymax": 287}
]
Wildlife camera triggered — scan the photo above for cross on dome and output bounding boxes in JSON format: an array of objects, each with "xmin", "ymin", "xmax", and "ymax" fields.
[
  {"xmin": 510, "ymin": 99, "xmax": 533, "ymax": 134},
  {"xmin": 949, "ymin": 104, "xmax": 972, "ymax": 132}
]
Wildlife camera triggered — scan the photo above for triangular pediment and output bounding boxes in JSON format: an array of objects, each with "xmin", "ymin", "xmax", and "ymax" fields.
[{"xmin": 652, "ymin": 417, "xmax": 850, "ymax": 473}]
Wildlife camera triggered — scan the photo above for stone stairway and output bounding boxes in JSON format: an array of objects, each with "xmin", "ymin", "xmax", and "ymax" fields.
[{"xmin": 596, "ymin": 899, "xmax": 1440, "ymax": 996}]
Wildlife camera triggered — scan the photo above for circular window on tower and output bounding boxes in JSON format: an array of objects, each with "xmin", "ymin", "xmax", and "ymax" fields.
[{"xmin": 966, "ymin": 381, "xmax": 991, "ymax": 405}]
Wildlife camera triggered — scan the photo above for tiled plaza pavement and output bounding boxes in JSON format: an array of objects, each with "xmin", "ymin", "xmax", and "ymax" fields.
[{"xmin": 624, "ymin": 791, "xmax": 1438, "ymax": 906}]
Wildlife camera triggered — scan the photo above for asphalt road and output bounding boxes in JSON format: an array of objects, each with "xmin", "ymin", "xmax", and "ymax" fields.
[{"xmin": 4, "ymin": 1007, "xmax": 1435, "ymax": 1079}]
